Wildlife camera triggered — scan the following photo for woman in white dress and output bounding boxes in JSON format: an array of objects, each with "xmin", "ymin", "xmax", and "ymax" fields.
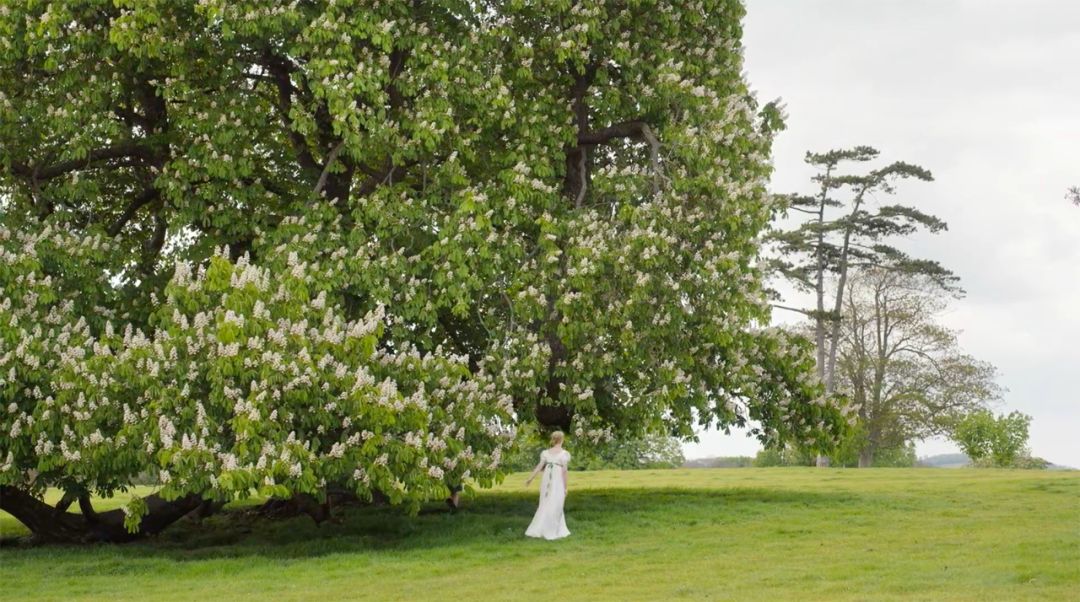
[{"xmin": 524, "ymin": 430, "xmax": 571, "ymax": 540}]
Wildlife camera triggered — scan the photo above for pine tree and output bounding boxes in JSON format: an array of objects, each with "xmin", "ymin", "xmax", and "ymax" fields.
[{"xmin": 768, "ymin": 147, "xmax": 957, "ymax": 464}]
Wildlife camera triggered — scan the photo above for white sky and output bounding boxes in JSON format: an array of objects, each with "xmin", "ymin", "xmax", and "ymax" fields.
[{"xmin": 684, "ymin": 0, "xmax": 1080, "ymax": 466}]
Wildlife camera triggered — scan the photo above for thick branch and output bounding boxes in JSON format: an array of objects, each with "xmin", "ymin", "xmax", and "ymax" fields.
[
  {"xmin": 262, "ymin": 52, "xmax": 320, "ymax": 175},
  {"xmin": 561, "ymin": 62, "xmax": 600, "ymax": 205},
  {"xmin": 576, "ymin": 119, "xmax": 666, "ymax": 195},
  {"xmin": 78, "ymin": 495, "xmax": 98, "ymax": 522},
  {"xmin": 577, "ymin": 119, "xmax": 648, "ymax": 146},
  {"xmin": 54, "ymin": 490, "xmax": 77, "ymax": 514},
  {"xmin": 106, "ymin": 187, "xmax": 159, "ymax": 236},
  {"xmin": 11, "ymin": 141, "xmax": 155, "ymax": 181},
  {"xmin": 0, "ymin": 485, "xmax": 202, "ymax": 543},
  {"xmin": 140, "ymin": 209, "xmax": 168, "ymax": 275},
  {"xmin": 574, "ymin": 150, "xmax": 587, "ymax": 208},
  {"xmin": 640, "ymin": 123, "xmax": 666, "ymax": 195}
]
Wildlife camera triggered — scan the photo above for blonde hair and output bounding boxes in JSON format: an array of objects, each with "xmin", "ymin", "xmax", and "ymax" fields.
[{"xmin": 549, "ymin": 430, "xmax": 565, "ymax": 446}]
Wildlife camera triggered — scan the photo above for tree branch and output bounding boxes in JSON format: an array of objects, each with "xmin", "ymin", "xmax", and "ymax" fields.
[
  {"xmin": 106, "ymin": 187, "xmax": 159, "ymax": 237},
  {"xmin": 577, "ymin": 119, "xmax": 648, "ymax": 146},
  {"xmin": 314, "ymin": 141, "xmax": 347, "ymax": 196},
  {"xmin": 261, "ymin": 51, "xmax": 320, "ymax": 175},
  {"xmin": 141, "ymin": 210, "xmax": 168, "ymax": 275},
  {"xmin": 576, "ymin": 119, "xmax": 666, "ymax": 195},
  {"xmin": 11, "ymin": 141, "xmax": 155, "ymax": 181},
  {"xmin": 771, "ymin": 303, "xmax": 813, "ymax": 316},
  {"xmin": 78, "ymin": 495, "xmax": 98, "ymax": 523},
  {"xmin": 640, "ymin": 123, "xmax": 667, "ymax": 195}
]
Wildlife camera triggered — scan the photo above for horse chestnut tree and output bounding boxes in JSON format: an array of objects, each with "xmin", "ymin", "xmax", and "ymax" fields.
[{"xmin": 1, "ymin": 1, "xmax": 848, "ymax": 541}]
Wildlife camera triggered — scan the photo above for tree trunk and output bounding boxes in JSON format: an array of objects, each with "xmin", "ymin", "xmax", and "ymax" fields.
[
  {"xmin": 858, "ymin": 448, "xmax": 874, "ymax": 468},
  {"xmin": 194, "ymin": 498, "xmax": 227, "ymax": 520},
  {"xmin": 563, "ymin": 146, "xmax": 589, "ymax": 206},
  {"xmin": 536, "ymin": 329, "xmax": 574, "ymax": 431},
  {"xmin": 536, "ymin": 401, "xmax": 573, "ymax": 431},
  {"xmin": 322, "ymin": 164, "xmax": 355, "ymax": 208},
  {"xmin": 0, "ymin": 485, "xmax": 202, "ymax": 544},
  {"xmin": 255, "ymin": 494, "xmax": 329, "ymax": 522},
  {"xmin": 254, "ymin": 487, "xmax": 389, "ymax": 522},
  {"xmin": 812, "ymin": 168, "xmax": 833, "ymax": 469},
  {"xmin": 824, "ymin": 189, "xmax": 866, "ymax": 394}
]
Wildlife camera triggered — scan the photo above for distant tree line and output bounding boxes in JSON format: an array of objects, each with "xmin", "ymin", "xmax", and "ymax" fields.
[
  {"xmin": 684, "ymin": 456, "xmax": 755, "ymax": 468},
  {"xmin": 503, "ymin": 426, "xmax": 685, "ymax": 472}
]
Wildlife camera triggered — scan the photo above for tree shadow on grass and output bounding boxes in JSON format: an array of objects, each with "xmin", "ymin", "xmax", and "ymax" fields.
[{"xmin": 1, "ymin": 486, "xmax": 861, "ymax": 563}]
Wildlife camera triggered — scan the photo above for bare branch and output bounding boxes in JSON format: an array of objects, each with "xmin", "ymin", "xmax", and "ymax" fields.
[
  {"xmin": 771, "ymin": 303, "xmax": 813, "ymax": 316},
  {"xmin": 314, "ymin": 141, "xmax": 347, "ymax": 196},
  {"xmin": 640, "ymin": 123, "xmax": 667, "ymax": 195}
]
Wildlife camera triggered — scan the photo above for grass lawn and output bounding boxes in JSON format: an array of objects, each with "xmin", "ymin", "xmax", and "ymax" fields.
[{"xmin": 1, "ymin": 468, "xmax": 1078, "ymax": 601}]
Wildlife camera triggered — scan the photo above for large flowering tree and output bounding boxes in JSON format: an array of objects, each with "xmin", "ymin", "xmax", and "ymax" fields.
[
  {"xmin": 1, "ymin": 1, "xmax": 848, "ymax": 542},
  {"xmin": 1, "ymin": 217, "xmax": 514, "ymax": 541}
]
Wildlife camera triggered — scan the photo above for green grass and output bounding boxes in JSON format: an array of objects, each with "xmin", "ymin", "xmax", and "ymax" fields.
[{"xmin": 2, "ymin": 468, "xmax": 1078, "ymax": 601}]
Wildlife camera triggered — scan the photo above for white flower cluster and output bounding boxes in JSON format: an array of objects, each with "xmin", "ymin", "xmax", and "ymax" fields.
[{"xmin": 0, "ymin": 226, "xmax": 516, "ymax": 511}]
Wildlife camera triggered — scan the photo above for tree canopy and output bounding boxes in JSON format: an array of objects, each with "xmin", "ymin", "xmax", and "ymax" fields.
[
  {"xmin": 768, "ymin": 146, "xmax": 957, "ymax": 396},
  {"xmin": 952, "ymin": 410, "xmax": 1034, "ymax": 468},
  {"xmin": 835, "ymin": 269, "xmax": 1000, "ymax": 467},
  {"xmin": 1, "ymin": 1, "xmax": 848, "ymax": 540}
]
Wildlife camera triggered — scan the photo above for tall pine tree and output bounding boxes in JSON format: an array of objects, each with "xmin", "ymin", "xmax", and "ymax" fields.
[{"xmin": 768, "ymin": 147, "xmax": 956, "ymax": 465}]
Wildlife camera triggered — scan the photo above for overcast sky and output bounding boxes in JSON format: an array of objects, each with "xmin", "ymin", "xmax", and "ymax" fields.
[{"xmin": 684, "ymin": 0, "xmax": 1080, "ymax": 466}]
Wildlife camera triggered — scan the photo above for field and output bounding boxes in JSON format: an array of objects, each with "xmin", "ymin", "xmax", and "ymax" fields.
[{"xmin": 2, "ymin": 468, "xmax": 1078, "ymax": 601}]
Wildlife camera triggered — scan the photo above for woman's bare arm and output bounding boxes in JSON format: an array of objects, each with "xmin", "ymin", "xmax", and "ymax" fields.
[{"xmin": 525, "ymin": 459, "xmax": 545, "ymax": 485}]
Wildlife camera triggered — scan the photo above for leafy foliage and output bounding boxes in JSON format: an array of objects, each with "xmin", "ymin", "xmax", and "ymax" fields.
[
  {"xmin": 1, "ymin": 1, "xmax": 849, "ymax": 537},
  {"xmin": 1, "ymin": 219, "xmax": 515, "ymax": 526},
  {"xmin": 754, "ymin": 445, "xmax": 916, "ymax": 468},
  {"xmin": 683, "ymin": 456, "xmax": 754, "ymax": 468},
  {"xmin": 833, "ymin": 269, "xmax": 1001, "ymax": 466},
  {"xmin": 504, "ymin": 425, "xmax": 683, "ymax": 472},
  {"xmin": 753, "ymin": 447, "xmax": 809, "ymax": 467},
  {"xmin": 952, "ymin": 410, "xmax": 1033, "ymax": 468},
  {"xmin": 825, "ymin": 425, "xmax": 916, "ymax": 468},
  {"xmin": 756, "ymin": 426, "xmax": 916, "ymax": 468}
]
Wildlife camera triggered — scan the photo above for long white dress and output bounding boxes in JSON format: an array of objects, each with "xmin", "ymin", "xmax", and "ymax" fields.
[{"xmin": 525, "ymin": 448, "xmax": 571, "ymax": 540}]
